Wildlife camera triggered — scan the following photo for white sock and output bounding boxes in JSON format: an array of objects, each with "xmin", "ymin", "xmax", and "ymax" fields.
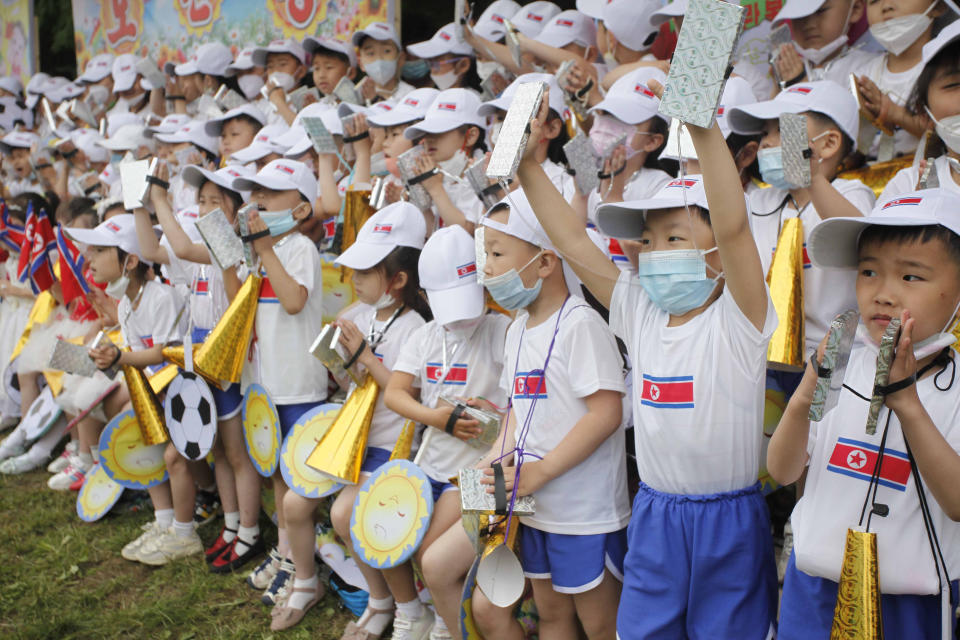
[
  {"xmin": 286, "ymin": 574, "xmax": 318, "ymax": 610},
  {"xmin": 234, "ymin": 523, "xmax": 259, "ymax": 555},
  {"xmin": 223, "ymin": 512, "xmax": 240, "ymax": 542},
  {"xmin": 358, "ymin": 595, "xmax": 394, "ymax": 635},
  {"xmin": 66, "ymin": 440, "xmax": 78, "ymax": 454},
  {"xmin": 277, "ymin": 527, "xmax": 290, "ymax": 558},
  {"xmin": 77, "ymin": 451, "xmax": 93, "ymax": 470},
  {"xmin": 173, "ymin": 520, "xmax": 194, "ymax": 538},
  {"xmin": 89, "ymin": 446, "xmax": 98, "ymax": 463},
  {"xmin": 396, "ymin": 598, "xmax": 425, "ymax": 621},
  {"xmin": 155, "ymin": 508, "xmax": 175, "ymax": 529}
]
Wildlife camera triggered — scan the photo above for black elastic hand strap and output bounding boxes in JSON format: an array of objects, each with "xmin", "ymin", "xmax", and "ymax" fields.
[
  {"xmin": 875, "ymin": 374, "xmax": 917, "ymax": 396},
  {"xmin": 575, "ymin": 78, "xmax": 594, "ymax": 100},
  {"xmin": 491, "ymin": 462, "xmax": 507, "ymax": 515},
  {"xmin": 166, "ymin": 95, "xmax": 186, "ymax": 101},
  {"xmin": 145, "ymin": 175, "xmax": 170, "ymax": 190},
  {"xmin": 782, "ymin": 71, "xmax": 806, "ymax": 88},
  {"xmin": 342, "ymin": 131, "xmax": 370, "ymax": 144},
  {"xmin": 101, "ymin": 345, "xmax": 122, "ymax": 371},
  {"xmin": 406, "ymin": 169, "xmax": 437, "ymax": 186},
  {"xmin": 480, "ymin": 183, "xmax": 505, "ymax": 198},
  {"xmin": 84, "ymin": 183, "xmax": 100, "ymax": 195},
  {"xmin": 343, "ymin": 339, "xmax": 367, "ymax": 370},
  {"xmin": 445, "ymin": 404, "xmax": 466, "ymax": 435},
  {"xmin": 801, "ymin": 148, "xmax": 812, "ymax": 160},
  {"xmin": 61, "ymin": 149, "xmax": 78, "ymax": 159},
  {"xmin": 241, "ymin": 229, "xmax": 271, "ymax": 243},
  {"xmin": 810, "ymin": 352, "xmax": 831, "ymax": 378},
  {"xmin": 598, "ymin": 165, "xmax": 627, "ymax": 180}
]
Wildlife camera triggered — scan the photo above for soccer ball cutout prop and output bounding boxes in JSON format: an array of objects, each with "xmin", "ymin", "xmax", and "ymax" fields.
[
  {"xmin": 3, "ymin": 358, "xmax": 20, "ymax": 408},
  {"xmin": 164, "ymin": 371, "xmax": 217, "ymax": 460},
  {"xmin": 22, "ymin": 386, "xmax": 64, "ymax": 440}
]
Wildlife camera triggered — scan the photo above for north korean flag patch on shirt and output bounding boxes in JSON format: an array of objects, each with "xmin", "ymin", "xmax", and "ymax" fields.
[
  {"xmin": 514, "ymin": 370, "xmax": 548, "ymax": 399},
  {"xmin": 641, "ymin": 374, "xmax": 694, "ymax": 409},
  {"xmin": 827, "ymin": 437, "xmax": 911, "ymax": 492}
]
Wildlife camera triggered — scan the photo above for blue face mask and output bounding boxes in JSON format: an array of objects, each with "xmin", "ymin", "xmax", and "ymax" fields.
[
  {"xmin": 259, "ymin": 207, "xmax": 299, "ymax": 237},
  {"xmin": 484, "ymin": 251, "xmax": 543, "ymax": 310},
  {"xmin": 635, "ymin": 248, "xmax": 722, "ymax": 315},
  {"xmin": 401, "ymin": 59, "xmax": 430, "ymax": 81},
  {"xmin": 757, "ymin": 147, "xmax": 793, "ymax": 191}
]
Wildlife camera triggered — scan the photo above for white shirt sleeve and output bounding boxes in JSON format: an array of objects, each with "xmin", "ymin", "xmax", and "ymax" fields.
[{"xmin": 562, "ymin": 306, "xmax": 626, "ymax": 399}]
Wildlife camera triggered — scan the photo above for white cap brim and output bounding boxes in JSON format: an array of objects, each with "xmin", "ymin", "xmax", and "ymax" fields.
[
  {"xmin": 404, "ymin": 115, "xmax": 484, "ymax": 139},
  {"xmin": 334, "ymin": 241, "xmax": 395, "ymax": 270},
  {"xmin": 596, "ymin": 196, "xmax": 701, "ymax": 239},
  {"xmin": 426, "ymin": 282, "xmax": 486, "ymax": 326},
  {"xmin": 590, "ymin": 97, "xmax": 662, "ymax": 125},
  {"xmin": 726, "ymin": 100, "xmax": 803, "ymax": 135}
]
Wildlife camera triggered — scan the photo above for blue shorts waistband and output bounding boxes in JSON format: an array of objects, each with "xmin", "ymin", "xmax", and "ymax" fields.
[{"xmin": 636, "ymin": 481, "xmax": 763, "ymax": 503}]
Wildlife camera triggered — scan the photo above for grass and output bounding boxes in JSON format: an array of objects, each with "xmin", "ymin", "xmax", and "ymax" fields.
[{"xmin": 0, "ymin": 467, "xmax": 355, "ymax": 640}]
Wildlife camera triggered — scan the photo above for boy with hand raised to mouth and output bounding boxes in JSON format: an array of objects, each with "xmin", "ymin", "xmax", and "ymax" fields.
[{"xmin": 515, "ymin": 82, "xmax": 780, "ymax": 639}]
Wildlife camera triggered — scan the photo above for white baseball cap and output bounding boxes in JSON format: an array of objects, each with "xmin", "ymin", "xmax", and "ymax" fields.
[
  {"xmin": 96, "ymin": 124, "xmax": 149, "ymax": 152},
  {"xmin": 112, "ymin": 54, "xmax": 140, "ymax": 93},
  {"xmin": 70, "ymin": 128, "xmax": 109, "ymax": 164},
  {"xmin": 591, "ymin": 67, "xmax": 667, "ymax": 124},
  {"xmin": 0, "ymin": 76, "xmax": 23, "ymax": 96},
  {"xmin": 230, "ymin": 123, "xmax": 291, "ymax": 163},
  {"xmin": 604, "ymin": 0, "xmax": 661, "ymax": 51},
  {"xmin": 303, "ymin": 36, "xmax": 358, "ymax": 69},
  {"xmin": 155, "ymin": 119, "xmax": 219, "ymax": 155},
  {"xmin": 368, "ymin": 88, "xmax": 439, "ymax": 127},
  {"xmin": 407, "ymin": 23, "xmax": 475, "ymax": 59},
  {"xmin": 171, "ymin": 43, "xmax": 234, "ymax": 77},
  {"xmin": 660, "ymin": 76, "xmax": 757, "ymax": 161},
  {"xmin": 232, "ymin": 158, "xmax": 317, "ymax": 204},
  {"xmin": 575, "ymin": 0, "xmax": 608, "ymax": 20},
  {"xmin": 351, "ymin": 22, "xmax": 401, "ymax": 49},
  {"xmin": 182, "ymin": 163, "xmax": 255, "ymax": 200},
  {"xmin": 335, "ymin": 201, "xmax": 427, "ymax": 270},
  {"xmin": 535, "ymin": 10, "xmax": 596, "ymax": 49},
  {"xmin": 923, "ymin": 19, "xmax": 960, "ymax": 65},
  {"xmin": 774, "ymin": 0, "xmax": 829, "ymax": 22},
  {"xmin": 225, "ymin": 46, "xmax": 260, "ymax": 76},
  {"xmin": 596, "ymin": 175, "xmax": 709, "ymax": 239},
  {"xmin": 338, "ymin": 99, "xmax": 397, "ymax": 122},
  {"xmin": 47, "ymin": 81, "xmax": 85, "ymax": 104},
  {"xmin": 419, "ymin": 225, "xmax": 485, "ymax": 325},
  {"xmin": 404, "ymin": 88, "xmax": 486, "ymax": 139},
  {"xmin": 810, "ymin": 189, "xmax": 960, "ymax": 270},
  {"xmin": 478, "ymin": 73, "xmax": 567, "ymax": 118},
  {"xmin": 253, "ymin": 38, "xmax": 307, "ymax": 66},
  {"xmin": 510, "ymin": 2, "xmax": 562, "ymax": 38},
  {"xmin": 24, "ymin": 72, "xmax": 49, "ymax": 109},
  {"xmin": 204, "ymin": 104, "xmax": 267, "ymax": 137},
  {"xmin": 474, "ymin": 0, "xmax": 522, "ymax": 41},
  {"xmin": 145, "ymin": 113, "xmax": 191, "ymax": 138},
  {"xmin": 79, "ymin": 54, "xmax": 115, "ymax": 84},
  {"xmin": 106, "ymin": 111, "xmax": 144, "ymax": 138},
  {"xmin": 726, "ymin": 80, "xmax": 859, "ymax": 142},
  {"xmin": 0, "ymin": 130, "xmax": 38, "ymax": 155},
  {"xmin": 66, "ymin": 214, "xmax": 145, "ymax": 259}
]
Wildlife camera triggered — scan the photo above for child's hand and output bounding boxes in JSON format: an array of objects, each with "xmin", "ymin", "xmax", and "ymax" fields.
[
  {"xmin": 886, "ymin": 309, "xmax": 921, "ymax": 413},
  {"xmin": 335, "ymin": 318, "xmax": 373, "ymax": 367},
  {"xmin": 600, "ymin": 145, "xmax": 628, "ymax": 199},
  {"xmin": 774, "ymin": 43, "xmax": 805, "ymax": 84},
  {"xmin": 413, "ymin": 152, "xmax": 443, "ymax": 194},
  {"xmin": 384, "ymin": 181, "xmax": 405, "ymax": 204},
  {"xmin": 358, "ymin": 76, "xmax": 377, "ymax": 102},
  {"xmin": 519, "ymin": 88, "xmax": 550, "ymax": 165},
  {"xmin": 467, "ymin": 396, "xmax": 503, "ymax": 415},
  {"xmin": 89, "ymin": 343, "xmax": 120, "ymax": 370},
  {"xmin": 797, "ymin": 333, "xmax": 830, "ymax": 405},
  {"xmin": 149, "ymin": 161, "xmax": 171, "ymax": 203},
  {"xmin": 245, "ymin": 210, "xmax": 274, "ymax": 255},
  {"xmin": 856, "ymin": 75, "xmax": 884, "ymax": 121},
  {"xmin": 481, "ymin": 460, "xmax": 548, "ymax": 497},
  {"xmin": 267, "ymin": 79, "xmax": 287, "ymax": 108},
  {"xmin": 432, "ymin": 405, "xmax": 481, "ymax": 441},
  {"xmin": 345, "ymin": 114, "xmax": 372, "ymax": 156}
]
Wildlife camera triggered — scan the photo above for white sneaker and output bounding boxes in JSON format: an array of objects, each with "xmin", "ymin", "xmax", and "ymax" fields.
[
  {"xmin": 47, "ymin": 441, "xmax": 78, "ymax": 473},
  {"xmin": 247, "ymin": 547, "xmax": 282, "ymax": 590},
  {"xmin": 121, "ymin": 521, "xmax": 166, "ymax": 561},
  {"xmin": 0, "ymin": 429, "xmax": 27, "ymax": 462},
  {"xmin": 428, "ymin": 620, "xmax": 453, "ymax": 640},
  {"xmin": 391, "ymin": 608, "xmax": 435, "ymax": 640},
  {"xmin": 136, "ymin": 527, "xmax": 203, "ymax": 566},
  {"xmin": 0, "ymin": 451, "xmax": 45, "ymax": 474},
  {"xmin": 47, "ymin": 456, "xmax": 90, "ymax": 490}
]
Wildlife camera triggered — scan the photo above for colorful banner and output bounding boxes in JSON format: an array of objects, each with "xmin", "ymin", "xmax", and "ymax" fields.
[
  {"xmin": 72, "ymin": 0, "xmax": 396, "ymax": 72},
  {"xmin": 0, "ymin": 0, "xmax": 36, "ymax": 86}
]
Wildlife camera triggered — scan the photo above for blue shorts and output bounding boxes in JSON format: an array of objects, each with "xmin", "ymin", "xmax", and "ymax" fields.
[
  {"xmin": 616, "ymin": 482, "xmax": 778, "ymax": 640},
  {"xmin": 360, "ymin": 446, "xmax": 391, "ymax": 474},
  {"xmin": 427, "ymin": 477, "xmax": 455, "ymax": 503},
  {"xmin": 211, "ymin": 383, "xmax": 242, "ymax": 420},
  {"xmin": 276, "ymin": 402, "xmax": 318, "ymax": 439},
  {"xmin": 780, "ymin": 551, "xmax": 956, "ymax": 640},
  {"xmin": 766, "ymin": 368, "xmax": 804, "ymax": 402},
  {"xmin": 520, "ymin": 526, "xmax": 627, "ymax": 594}
]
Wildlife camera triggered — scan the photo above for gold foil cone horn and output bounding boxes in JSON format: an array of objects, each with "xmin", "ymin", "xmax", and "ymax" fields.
[
  {"xmin": 193, "ymin": 274, "xmax": 261, "ymax": 384},
  {"xmin": 161, "ymin": 344, "xmax": 219, "ymax": 387},
  {"xmin": 342, "ymin": 188, "xmax": 374, "ymax": 254},
  {"xmin": 767, "ymin": 217, "xmax": 805, "ymax": 371},
  {"xmin": 305, "ymin": 374, "xmax": 379, "ymax": 485},
  {"xmin": 122, "ymin": 362, "xmax": 169, "ymax": 445},
  {"xmin": 831, "ymin": 528, "xmax": 884, "ymax": 639},
  {"xmin": 389, "ymin": 420, "xmax": 416, "ymax": 462}
]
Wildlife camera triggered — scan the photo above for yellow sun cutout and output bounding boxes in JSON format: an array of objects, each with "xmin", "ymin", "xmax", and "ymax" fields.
[
  {"xmin": 77, "ymin": 463, "xmax": 123, "ymax": 522},
  {"xmin": 243, "ymin": 385, "xmax": 280, "ymax": 477},
  {"xmin": 99, "ymin": 410, "xmax": 168, "ymax": 489},
  {"xmin": 281, "ymin": 403, "xmax": 343, "ymax": 499},
  {"xmin": 350, "ymin": 460, "xmax": 433, "ymax": 569}
]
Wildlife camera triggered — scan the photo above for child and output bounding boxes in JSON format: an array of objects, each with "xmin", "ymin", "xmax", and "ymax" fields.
[
  {"xmin": 204, "ymin": 104, "xmax": 267, "ymax": 164},
  {"xmin": 303, "ymin": 36, "xmax": 357, "ymax": 98},
  {"xmin": 403, "ymin": 88, "xmax": 487, "ymax": 233},
  {"xmin": 772, "ymin": 0, "xmax": 879, "ymax": 88},
  {"xmin": 516, "ymin": 83, "xmax": 779, "ymax": 638},
  {"xmin": 728, "ymin": 81, "xmax": 875, "ymax": 381},
  {"xmin": 227, "ymin": 159, "xmax": 328, "ymax": 603},
  {"xmin": 0, "ymin": 130, "xmax": 42, "ymax": 199},
  {"xmin": 226, "ymin": 123, "xmax": 291, "ymax": 172},
  {"xmin": 225, "ymin": 46, "xmax": 265, "ymax": 100},
  {"xmin": 406, "ymin": 23, "xmax": 481, "ymax": 93},
  {"xmin": 166, "ymin": 42, "xmax": 233, "ymax": 117},
  {"xmin": 768, "ymin": 188, "xmax": 960, "ymax": 639},
  {"xmin": 154, "ymin": 120, "xmax": 222, "ymax": 211},
  {"xmin": 384, "ymin": 225, "xmax": 512, "ymax": 639},
  {"xmin": 255, "ymin": 38, "xmax": 309, "ymax": 126},
  {"xmin": 75, "ymin": 215, "xmax": 192, "ymax": 564},
  {"xmin": 881, "ymin": 20, "xmax": 960, "ymax": 200},
  {"xmin": 473, "ymin": 187, "xmax": 628, "ymax": 640},
  {"xmin": 276, "ymin": 202, "xmax": 427, "ymax": 633},
  {"xmin": 351, "ymin": 22, "xmax": 414, "ymax": 102}
]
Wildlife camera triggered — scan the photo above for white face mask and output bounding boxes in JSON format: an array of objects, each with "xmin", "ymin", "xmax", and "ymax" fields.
[
  {"xmin": 430, "ymin": 69, "xmax": 460, "ymax": 91},
  {"xmin": 869, "ymin": 1, "xmax": 936, "ymax": 56},
  {"xmin": 490, "ymin": 121, "xmax": 503, "ymax": 146},
  {"xmin": 238, "ymin": 74, "xmax": 265, "ymax": 100},
  {"xmin": 87, "ymin": 84, "xmax": 109, "ymax": 107},
  {"xmin": 795, "ymin": 0, "xmax": 854, "ymax": 65},
  {"xmin": 476, "ymin": 61, "xmax": 502, "ymax": 82},
  {"xmin": 925, "ymin": 108, "xmax": 960, "ymax": 155},
  {"xmin": 105, "ymin": 255, "xmax": 131, "ymax": 301},
  {"xmin": 269, "ymin": 72, "xmax": 296, "ymax": 93},
  {"xmin": 365, "ymin": 59, "xmax": 398, "ymax": 86},
  {"xmin": 372, "ymin": 291, "xmax": 396, "ymax": 310},
  {"xmin": 438, "ymin": 148, "xmax": 468, "ymax": 177}
]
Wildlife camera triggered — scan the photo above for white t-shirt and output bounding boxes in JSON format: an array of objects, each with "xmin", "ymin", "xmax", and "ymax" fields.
[
  {"xmin": 806, "ymin": 46, "xmax": 882, "ymax": 87},
  {"xmin": 393, "ymin": 313, "xmax": 511, "ymax": 482},
  {"xmin": 119, "ymin": 279, "xmax": 186, "ymax": 352},
  {"xmin": 500, "ymin": 297, "xmax": 630, "ymax": 535},
  {"xmin": 792, "ymin": 345, "xmax": 960, "ymax": 594},
  {"xmin": 543, "ymin": 158, "xmax": 576, "ymax": 202},
  {"xmin": 749, "ymin": 180, "xmax": 875, "ymax": 353},
  {"xmin": 586, "ymin": 167, "xmax": 672, "ymax": 226},
  {"xmin": 341, "ymin": 304, "xmax": 426, "ymax": 451},
  {"xmin": 253, "ymin": 232, "xmax": 328, "ymax": 404},
  {"xmin": 879, "ymin": 155, "xmax": 960, "ymax": 202},
  {"xmin": 610, "ymin": 272, "xmax": 778, "ymax": 495},
  {"xmin": 864, "ymin": 55, "xmax": 922, "ymax": 160}
]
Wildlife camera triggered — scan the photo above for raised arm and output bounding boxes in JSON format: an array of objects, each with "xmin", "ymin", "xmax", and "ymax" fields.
[{"xmin": 150, "ymin": 165, "xmax": 211, "ymax": 264}]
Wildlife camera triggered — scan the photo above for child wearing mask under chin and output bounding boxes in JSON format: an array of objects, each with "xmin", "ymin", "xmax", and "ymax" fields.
[
  {"xmin": 351, "ymin": 22, "xmax": 414, "ymax": 103},
  {"xmin": 402, "ymin": 88, "xmax": 487, "ymax": 234}
]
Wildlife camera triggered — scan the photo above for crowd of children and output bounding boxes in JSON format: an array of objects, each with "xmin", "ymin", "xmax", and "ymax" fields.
[{"xmin": 1, "ymin": 0, "xmax": 960, "ymax": 638}]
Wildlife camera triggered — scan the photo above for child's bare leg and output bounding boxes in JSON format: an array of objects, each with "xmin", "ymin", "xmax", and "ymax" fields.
[
  {"xmin": 419, "ymin": 493, "xmax": 476, "ymax": 639},
  {"xmin": 572, "ymin": 569, "xmax": 621, "ymax": 640},
  {"xmin": 209, "ymin": 438, "xmax": 238, "ymax": 514},
  {"xmin": 219, "ymin": 413, "xmax": 260, "ymax": 527},
  {"xmin": 164, "ymin": 443, "xmax": 195, "ymax": 525},
  {"xmin": 530, "ymin": 578, "xmax": 579, "ymax": 640},
  {"xmin": 471, "ymin": 588, "xmax": 525, "ymax": 640}
]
